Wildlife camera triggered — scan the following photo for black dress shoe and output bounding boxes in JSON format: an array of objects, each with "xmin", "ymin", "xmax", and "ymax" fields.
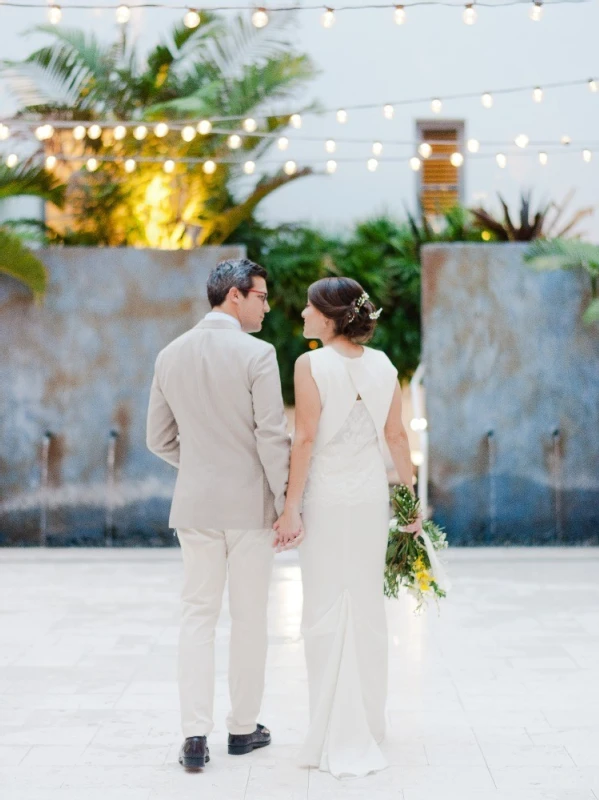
[
  {"xmin": 228, "ymin": 724, "xmax": 271, "ymax": 755},
  {"xmin": 178, "ymin": 736, "xmax": 210, "ymax": 770}
]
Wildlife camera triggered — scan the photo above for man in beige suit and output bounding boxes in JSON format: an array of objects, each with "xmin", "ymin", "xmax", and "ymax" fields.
[{"xmin": 146, "ymin": 258, "xmax": 293, "ymax": 770}]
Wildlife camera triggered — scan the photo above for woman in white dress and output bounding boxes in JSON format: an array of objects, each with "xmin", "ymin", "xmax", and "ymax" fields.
[{"xmin": 275, "ymin": 278, "xmax": 422, "ymax": 779}]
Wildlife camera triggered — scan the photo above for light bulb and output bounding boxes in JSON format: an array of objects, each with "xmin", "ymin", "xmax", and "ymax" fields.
[
  {"xmin": 409, "ymin": 156, "xmax": 421, "ymax": 171},
  {"xmin": 124, "ymin": 158, "xmax": 136, "ymax": 172},
  {"xmin": 86, "ymin": 157, "xmax": 98, "ymax": 172},
  {"xmin": 321, "ymin": 8, "xmax": 335, "ymax": 28},
  {"xmin": 45, "ymin": 155, "xmax": 57, "ymax": 170},
  {"xmin": 181, "ymin": 125, "xmax": 196, "ymax": 142},
  {"xmin": 336, "ymin": 109, "xmax": 348, "ymax": 124},
  {"xmin": 481, "ymin": 92, "xmax": 493, "ymax": 109},
  {"xmin": 113, "ymin": 125, "xmax": 127, "ymax": 140},
  {"xmin": 197, "ymin": 120, "xmax": 212, "ymax": 135},
  {"xmin": 277, "ymin": 136, "xmax": 289, "ymax": 151},
  {"xmin": 6, "ymin": 153, "xmax": 18, "ymax": 168},
  {"xmin": 252, "ymin": 8, "xmax": 269, "ymax": 28},
  {"xmin": 116, "ymin": 5, "xmax": 130, "ymax": 24},
  {"xmin": 184, "ymin": 9, "xmax": 200, "ymax": 28},
  {"xmin": 163, "ymin": 160, "xmax": 175, "ymax": 174},
  {"xmin": 431, "ymin": 98, "xmax": 442, "ymax": 114},
  {"xmin": 450, "ymin": 152, "xmax": 464, "ymax": 167},
  {"xmin": 394, "ymin": 5, "xmax": 406, "ymax": 24},
  {"xmin": 418, "ymin": 142, "xmax": 432, "ymax": 159},
  {"xmin": 515, "ymin": 134, "xmax": 529, "ymax": 149},
  {"xmin": 496, "ymin": 153, "xmax": 507, "ymax": 168},
  {"xmin": 154, "ymin": 122, "xmax": 169, "ymax": 138},
  {"xmin": 325, "ymin": 139, "xmax": 336, "ymax": 154},
  {"xmin": 88, "ymin": 124, "xmax": 102, "ymax": 140},
  {"xmin": 73, "ymin": 125, "xmax": 86, "ymax": 140},
  {"xmin": 529, "ymin": 1, "xmax": 543, "ymax": 21},
  {"xmin": 462, "ymin": 4, "xmax": 477, "ymax": 25},
  {"xmin": 326, "ymin": 160, "xmax": 337, "ymax": 174},
  {"xmin": 467, "ymin": 138, "xmax": 480, "ymax": 153},
  {"xmin": 203, "ymin": 160, "xmax": 216, "ymax": 174},
  {"xmin": 533, "ymin": 86, "xmax": 543, "ymax": 103},
  {"xmin": 242, "ymin": 118, "xmax": 257, "ymax": 133},
  {"xmin": 284, "ymin": 160, "xmax": 297, "ymax": 175},
  {"xmin": 133, "ymin": 125, "xmax": 147, "ymax": 140},
  {"xmin": 589, "ymin": 78, "xmax": 598, "ymax": 93},
  {"xmin": 538, "ymin": 151, "xmax": 548, "ymax": 165},
  {"xmin": 35, "ymin": 124, "xmax": 53, "ymax": 141},
  {"xmin": 367, "ymin": 158, "xmax": 378, "ymax": 172},
  {"xmin": 48, "ymin": 5, "xmax": 62, "ymax": 24},
  {"xmin": 0, "ymin": 124, "xmax": 10, "ymax": 141},
  {"xmin": 243, "ymin": 160, "xmax": 256, "ymax": 175},
  {"xmin": 372, "ymin": 141, "xmax": 383, "ymax": 156},
  {"xmin": 290, "ymin": 113, "xmax": 302, "ymax": 129},
  {"xmin": 228, "ymin": 134, "xmax": 242, "ymax": 149},
  {"xmin": 583, "ymin": 149, "xmax": 592, "ymax": 162},
  {"xmin": 561, "ymin": 134, "xmax": 572, "ymax": 145},
  {"xmin": 383, "ymin": 104, "xmax": 394, "ymax": 120}
]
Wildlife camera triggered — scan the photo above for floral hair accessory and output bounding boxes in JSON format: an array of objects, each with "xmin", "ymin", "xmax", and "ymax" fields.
[{"xmin": 369, "ymin": 308, "xmax": 383, "ymax": 320}]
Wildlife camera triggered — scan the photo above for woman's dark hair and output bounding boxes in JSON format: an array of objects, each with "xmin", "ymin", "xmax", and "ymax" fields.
[{"xmin": 307, "ymin": 277, "xmax": 378, "ymax": 343}]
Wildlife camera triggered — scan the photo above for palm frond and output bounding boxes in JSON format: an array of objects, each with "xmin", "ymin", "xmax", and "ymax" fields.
[
  {"xmin": 0, "ymin": 227, "xmax": 47, "ymax": 299},
  {"xmin": 582, "ymin": 298, "xmax": 599, "ymax": 324},
  {"xmin": 0, "ymin": 160, "xmax": 65, "ymax": 206},
  {"xmin": 524, "ymin": 238, "xmax": 599, "ymax": 274}
]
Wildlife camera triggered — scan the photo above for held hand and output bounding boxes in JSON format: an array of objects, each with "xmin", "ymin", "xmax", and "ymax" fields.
[
  {"xmin": 399, "ymin": 512, "xmax": 424, "ymax": 540},
  {"xmin": 274, "ymin": 523, "xmax": 305, "ymax": 553},
  {"xmin": 273, "ymin": 507, "xmax": 302, "ymax": 545}
]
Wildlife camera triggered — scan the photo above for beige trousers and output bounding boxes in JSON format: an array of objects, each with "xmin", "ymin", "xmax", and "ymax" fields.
[{"xmin": 176, "ymin": 528, "xmax": 274, "ymax": 738}]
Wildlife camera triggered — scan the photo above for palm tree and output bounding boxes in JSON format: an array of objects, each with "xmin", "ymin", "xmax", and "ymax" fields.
[
  {"xmin": 524, "ymin": 239, "xmax": 599, "ymax": 325},
  {"xmin": 1, "ymin": 14, "xmax": 318, "ymax": 247}
]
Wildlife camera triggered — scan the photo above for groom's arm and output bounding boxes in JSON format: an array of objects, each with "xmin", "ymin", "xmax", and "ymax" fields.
[
  {"xmin": 251, "ymin": 345, "xmax": 291, "ymax": 516},
  {"xmin": 146, "ymin": 357, "xmax": 180, "ymax": 468}
]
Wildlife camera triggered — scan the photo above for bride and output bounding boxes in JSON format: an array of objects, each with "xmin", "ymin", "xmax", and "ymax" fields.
[{"xmin": 275, "ymin": 277, "xmax": 422, "ymax": 779}]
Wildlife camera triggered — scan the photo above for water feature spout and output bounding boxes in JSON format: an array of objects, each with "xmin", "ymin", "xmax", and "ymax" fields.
[
  {"xmin": 487, "ymin": 430, "xmax": 497, "ymax": 540},
  {"xmin": 551, "ymin": 428, "xmax": 563, "ymax": 541},
  {"xmin": 105, "ymin": 429, "xmax": 119, "ymax": 546},
  {"xmin": 40, "ymin": 431, "xmax": 52, "ymax": 546}
]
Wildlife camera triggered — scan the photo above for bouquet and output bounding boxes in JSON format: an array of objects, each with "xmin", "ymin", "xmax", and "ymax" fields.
[{"xmin": 384, "ymin": 484, "xmax": 450, "ymax": 611}]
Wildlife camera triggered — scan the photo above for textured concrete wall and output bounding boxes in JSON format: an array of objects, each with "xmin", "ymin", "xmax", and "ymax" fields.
[
  {"xmin": 422, "ymin": 243, "xmax": 599, "ymax": 545},
  {"xmin": 0, "ymin": 246, "xmax": 244, "ymax": 546}
]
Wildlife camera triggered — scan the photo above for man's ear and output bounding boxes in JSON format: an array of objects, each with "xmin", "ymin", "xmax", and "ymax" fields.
[{"xmin": 228, "ymin": 286, "xmax": 240, "ymax": 305}]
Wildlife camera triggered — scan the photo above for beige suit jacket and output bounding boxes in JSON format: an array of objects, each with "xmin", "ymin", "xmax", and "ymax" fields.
[{"xmin": 146, "ymin": 318, "xmax": 290, "ymax": 530}]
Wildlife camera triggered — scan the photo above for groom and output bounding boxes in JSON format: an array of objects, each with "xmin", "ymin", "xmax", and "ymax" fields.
[{"xmin": 146, "ymin": 258, "xmax": 294, "ymax": 770}]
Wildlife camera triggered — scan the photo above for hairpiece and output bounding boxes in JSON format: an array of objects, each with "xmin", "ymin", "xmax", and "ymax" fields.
[{"xmin": 369, "ymin": 308, "xmax": 383, "ymax": 320}]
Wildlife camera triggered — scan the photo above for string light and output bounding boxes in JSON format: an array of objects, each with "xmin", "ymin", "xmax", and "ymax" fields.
[
  {"xmin": 277, "ymin": 136, "xmax": 289, "ymax": 150},
  {"xmin": 325, "ymin": 139, "xmax": 336, "ymax": 154},
  {"xmin": 372, "ymin": 141, "xmax": 383, "ymax": 156},
  {"xmin": 290, "ymin": 114, "xmax": 302, "ymax": 129},
  {"xmin": 462, "ymin": 3, "xmax": 477, "ymax": 25},
  {"xmin": 589, "ymin": 78, "xmax": 599, "ymax": 93},
  {"xmin": 183, "ymin": 8, "xmax": 200, "ymax": 28},
  {"xmin": 431, "ymin": 98, "xmax": 442, "ymax": 114},
  {"xmin": 124, "ymin": 158, "xmax": 136, "ymax": 172},
  {"xmin": 496, "ymin": 153, "xmax": 507, "ymax": 168},
  {"xmin": 418, "ymin": 142, "xmax": 432, "ymax": 159},
  {"xmin": 113, "ymin": 125, "xmax": 127, "ymax": 140},
  {"xmin": 326, "ymin": 159, "xmax": 337, "ymax": 173},
  {"xmin": 181, "ymin": 125, "xmax": 196, "ymax": 142},
  {"xmin": 133, "ymin": 125, "xmax": 147, "ymax": 140},
  {"xmin": 467, "ymin": 138, "xmax": 480, "ymax": 153},
  {"xmin": 154, "ymin": 122, "xmax": 169, "ymax": 137},
  {"xmin": 481, "ymin": 92, "xmax": 493, "ymax": 109},
  {"xmin": 539, "ymin": 151, "xmax": 548, "ymax": 165},
  {"xmin": 116, "ymin": 5, "xmax": 131, "ymax": 23},
  {"xmin": 321, "ymin": 8, "xmax": 335, "ymax": 28},
  {"xmin": 197, "ymin": 120, "xmax": 212, "ymax": 135},
  {"xmin": 0, "ymin": 124, "xmax": 9, "ymax": 140},
  {"xmin": 383, "ymin": 104, "xmax": 394, "ymax": 120},
  {"xmin": 45, "ymin": 155, "xmax": 57, "ymax": 170},
  {"xmin": 533, "ymin": 86, "xmax": 543, "ymax": 103},
  {"xmin": 6, "ymin": 153, "xmax": 18, "ymax": 167},
  {"xmin": 409, "ymin": 156, "xmax": 421, "ymax": 171},
  {"xmin": 284, "ymin": 160, "xmax": 297, "ymax": 175},
  {"xmin": 203, "ymin": 160, "xmax": 216, "ymax": 174},
  {"xmin": 394, "ymin": 5, "xmax": 406, "ymax": 24},
  {"xmin": 251, "ymin": 7, "xmax": 269, "ymax": 28},
  {"xmin": 86, "ymin": 157, "xmax": 98, "ymax": 171},
  {"xmin": 367, "ymin": 158, "xmax": 378, "ymax": 172},
  {"xmin": 561, "ymin": 134, "xmax": 571, "ymax": 145},
  {"xmin": 88, "ymin": 124, "xmax": 102, "ymax": 140},
  {"xmin": 515, "ymin": 133, "xmax": 529, "ymax": 148},
  {"xmin": 228, "ymin": 134, "xmax": 242, "ymax": 149},
  {"xmin": 243, "ymin": 160, "xmax": 256, "ymax": 174},
  {"xmin": 163, "ymin": 159, "xmax": 175, "ymax": 173},
  {"xmin": 336, "ymin": 109, "xmax": 348, "ymax": 124},
  {"xmin": 529, "ymin": 1, "xmax": 543, "ymax": 21},
  {"xmin": 450, "ymin": 152, "xmax": 464, "ymax": 167},
  {"xmin": 73, "ymin": 125, "xmax": 86, "ymax": 140},
  {"xmin": 583, "ymin": 149, "xmax": 592, "ymax": 162},
  {"xmin": 48, "ymin": 4, "xmax": 62, "ymax": 24},
  {"xmin": 243, "ymin": 118, "xmax": 258, "ymax": 133},
  {"xmin": 35, "ymin": 124, "xmax": 54, "ymax": 140}
]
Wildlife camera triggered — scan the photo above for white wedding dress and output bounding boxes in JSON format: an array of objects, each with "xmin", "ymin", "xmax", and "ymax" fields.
[{"xmin": 298, "ymin": 345, "xmax": 398, "ymax": 779}]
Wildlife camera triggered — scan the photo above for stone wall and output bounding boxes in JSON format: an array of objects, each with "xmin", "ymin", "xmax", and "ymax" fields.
[
  {"xmin": 0, "ymin": 246, "xmax": 244, "ymax": 546},
  {"xmin": 421, "ymin": 243, "xmax": 599, "ymax": 545}
]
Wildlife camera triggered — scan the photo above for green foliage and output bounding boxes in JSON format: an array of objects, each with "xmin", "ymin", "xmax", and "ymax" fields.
[
  {"xmin": 0, "ymin": 160, "xmax": 65, "ymax": 207},
  {"xmin": 0, "ymin": 227, "xmax": 47, "ymax": 299}
]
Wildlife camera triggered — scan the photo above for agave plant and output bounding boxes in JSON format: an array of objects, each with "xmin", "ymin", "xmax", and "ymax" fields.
[
  {"xmin": 1, "ymin": 14, "xmax": 318, "ymax": 247},
  {"xmin": 524, "ymin": 238, "xmax": 599, "ymax": 325},
  {"xmin": 470, "ymin": 190, "xmax": 592, "ymax": 242}
]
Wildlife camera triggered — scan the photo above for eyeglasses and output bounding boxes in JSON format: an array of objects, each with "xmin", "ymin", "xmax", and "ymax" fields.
[{"xmin": 248, "ymin": 289, "xmax": 268, "ymax": 303}]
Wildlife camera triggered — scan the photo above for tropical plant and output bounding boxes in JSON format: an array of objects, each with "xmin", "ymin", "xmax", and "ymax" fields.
[
  {"xmin": 524, "ymin": 238, "xmax": 599, "ymax": 325},
  {"xmin": 0, "ymin": 159, "xmax": 65, "ymax": 207},
  {"xmin": 1, "ymin": 15, "xmax": 318, "ymax": 247},
  {"xmin": 0, "ymin": 227, "xmax": 47, "ymax": 299},
  {"xmin": 470, "ymin": 190, "xmax": 592, "ymax": 242}
]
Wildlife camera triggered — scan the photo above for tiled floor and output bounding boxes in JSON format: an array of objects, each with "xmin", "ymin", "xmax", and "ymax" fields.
[{"xmin": 1, "ymin": 547, "xmax": 599, "ymax": 800}]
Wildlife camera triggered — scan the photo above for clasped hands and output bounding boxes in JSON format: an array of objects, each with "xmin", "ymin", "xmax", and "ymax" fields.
[{"xmin": 272, "ymin": 507, "xmax": 304, "ymax": 552}]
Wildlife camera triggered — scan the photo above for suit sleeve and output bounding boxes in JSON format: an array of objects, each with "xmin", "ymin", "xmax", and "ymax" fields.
[
  {"xmin": 146, "ymin": 356, "xmax": 180, "ymax": 468},
  {"xmin": 251, "ymin": 345, "xmax": 291, "ymax": 516}
]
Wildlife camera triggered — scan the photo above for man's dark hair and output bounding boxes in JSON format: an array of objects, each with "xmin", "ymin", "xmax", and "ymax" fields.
[{"xmin": 206, "ymin": 258, "xmax": 268, "ymax": 308}]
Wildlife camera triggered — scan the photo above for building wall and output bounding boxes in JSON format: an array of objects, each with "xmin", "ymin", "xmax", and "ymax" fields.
[
  {"xmin": 0, "ymin": 246, "xmax": 244, "ymax": 545},
  {"xmin": 421, "ymin": 243, "xmax": 599, "ymax": 545}
]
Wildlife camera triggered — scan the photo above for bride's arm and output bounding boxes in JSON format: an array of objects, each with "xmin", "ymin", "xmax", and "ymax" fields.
[
  {"xmin": 385, "ymin": 383, "xmax": 423, "ymax": 536},
  {"xmin": 275, "ymin": 353, "xmax": 321, "ymax": 547}
]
